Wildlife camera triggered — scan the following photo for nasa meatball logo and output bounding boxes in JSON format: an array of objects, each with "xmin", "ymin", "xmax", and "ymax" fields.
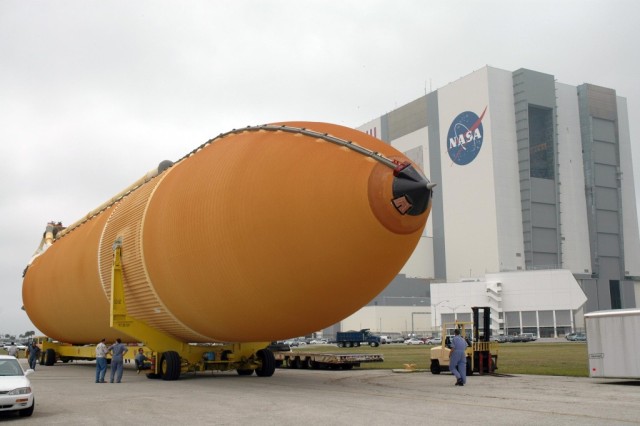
[{"xmin": 447, "ymin": 106, "xmax": 487, "ymax": 165}]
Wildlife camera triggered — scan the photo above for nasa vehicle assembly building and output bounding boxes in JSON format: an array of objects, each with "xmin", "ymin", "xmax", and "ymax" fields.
[{"xmin": 339, "ymin": 66, "xmax": 640, "ymax": 338}]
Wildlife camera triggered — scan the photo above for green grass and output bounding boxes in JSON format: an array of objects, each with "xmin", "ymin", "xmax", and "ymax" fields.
[{"xmin": 292, "ymin": 342, "xmax": 589, "ymax": 377}]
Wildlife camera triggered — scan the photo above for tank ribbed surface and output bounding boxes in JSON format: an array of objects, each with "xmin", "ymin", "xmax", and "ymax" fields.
[{"xmin": 98, "ymin": 174, "xmax": 209, "ymax": 342}]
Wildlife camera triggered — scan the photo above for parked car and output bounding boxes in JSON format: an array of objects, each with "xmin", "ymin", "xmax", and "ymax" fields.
[
  {"xmin": 0, "ymin": 355, "xmax": 35, "ymax": 417},
  {"xmin": 404, "ymin": 338, "xmax": 425, "ymax": 345},
  {"xmin": 565, "ymin": 332, "xmax": 586, "ymax": 341},
  {"xmin": 426, "ymin": 337, "xmax": 442, "ymax": 345},
  {"xmin": 518, "ymin": 333, "xmax": 537, "ymax": 342},
  {"xmin": 1, "ymin": 344, "xmax": 27, "ymax": 352},
  {"xmin": 571, "ymin": 332, "xmax": 587, "ymax": 342}
]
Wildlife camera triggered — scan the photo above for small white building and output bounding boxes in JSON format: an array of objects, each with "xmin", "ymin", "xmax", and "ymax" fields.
[{"xmin": 431, "ymin": 269, "xmax": 588, "ymax": 338}]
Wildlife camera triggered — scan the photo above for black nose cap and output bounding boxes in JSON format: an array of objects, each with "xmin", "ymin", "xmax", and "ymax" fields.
[{"xmin": 391, "ymin": 163, "xmax": 434, "ymax": 216}]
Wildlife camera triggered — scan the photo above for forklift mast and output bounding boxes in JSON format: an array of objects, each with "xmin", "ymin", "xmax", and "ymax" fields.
[{"xmin": 472, "ymin": 306, "xmax": 491, "ymax": 342}]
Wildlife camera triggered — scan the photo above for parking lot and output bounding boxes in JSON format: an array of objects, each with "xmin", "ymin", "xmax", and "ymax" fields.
[{"xmin": 2, "ymin": 359, "xmax": 639, "ymax": 425}]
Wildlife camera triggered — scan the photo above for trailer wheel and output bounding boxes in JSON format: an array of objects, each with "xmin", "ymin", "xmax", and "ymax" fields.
[
  {"xmin": 430, "ymin": 359, "xmax": 441, "ymax": 375},
  {"xmin": 237, "ymin": 369, "xmax": 254, "ymax": 376},
  {"xmin": 369, "ymin": 342, "xmax": 379, "ymax": 347},
  {"xmin": 354, "ymin": 342, "xmax": 360, "ymax": 347},
  {"xmin": 255, "ymin": 349, "xmax": 276, "ymax": 377},
  {"xmin": 300, "ymin": 357, "xmax": 311, "ymax": 369},
  {"xmin": 160, "ymin": 351, "xmax": 181, "ymax": 381},
  {"xmin": 44, "ymin": 348, "xmax": 56, "ymax": 366},
  {"xmin": 337, "ymin": 342, "xmax": 345, "ymax": 348},
  {"xmin": 288, "ymin": 357, "xmax": 300, "ymax": 369}
]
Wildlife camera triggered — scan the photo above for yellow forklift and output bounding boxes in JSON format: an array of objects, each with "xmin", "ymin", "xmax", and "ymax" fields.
[{"xmin": 430, "ymin": 306, "xmax": 498, "ymax": 376}]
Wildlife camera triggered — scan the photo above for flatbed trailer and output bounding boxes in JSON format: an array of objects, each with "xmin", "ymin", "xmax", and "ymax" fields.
[{"xmin": 274, "ymin": 351, "xmax": 384, "ymax": 370}]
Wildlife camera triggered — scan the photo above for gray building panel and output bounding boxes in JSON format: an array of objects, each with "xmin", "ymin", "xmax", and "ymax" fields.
[
  {"xmin": 426, "ymin": 90, "xmax": 446, "ymax": 280},
  {"xmin": 386, "ymin": 96, "xmax": 428, "ymax": 141},
  {"xmin": 366, "ymin": 274, "xmax": 430, "ymax": 306},
  {"xmin": 578, "ymin": 83, "xmax": 627, "ymax": 309},
  {"xmin": 513, "ymin": 69, "xmax": 561, "ymax": 271}
]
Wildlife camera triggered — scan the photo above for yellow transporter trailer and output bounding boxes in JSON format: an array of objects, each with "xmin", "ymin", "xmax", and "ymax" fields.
[
  {"xmin": 38, "ymin": 245, "xmax": 275, "ymax": 380},
  {"xmin": 429, "ymin": 306, "xmax": 498, "ymax": 376},
  {"xmin": 35, "ymin": 337, "xmax": 148, "ymax": 365}
]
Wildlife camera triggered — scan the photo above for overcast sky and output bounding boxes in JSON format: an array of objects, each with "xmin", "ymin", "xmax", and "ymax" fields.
[{"xmin": 1, "ymin": 0, "xmax": 639, "ymax": 337}]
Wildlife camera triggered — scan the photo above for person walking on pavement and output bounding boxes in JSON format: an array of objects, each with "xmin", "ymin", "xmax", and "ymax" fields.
[
  {"xmin": 107, "ymin": 338, "xmax": 128, "ymax": 383},
  {"xmin": 7, "ymin": 342, "xmax": 19, "ymax": 358},
  {"xmin": 449, "ymin": 328, "xmax": 468, "ymax": 386},
  {"xmin": 28, "ymin": 342, "xmax": 41, "ymax": 370},
  {"xmin": 95, "ymin": 338, "xmax": 108, "ymax": 383}
]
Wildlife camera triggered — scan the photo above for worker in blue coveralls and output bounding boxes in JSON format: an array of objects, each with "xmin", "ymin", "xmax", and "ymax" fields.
[
  {"xmin": 449, "ymin": 328, "xmax": 467, "ymax": 386},
  {"xmin": 107, "ymin": 338, "xmax": 129, "ymax": 383}
]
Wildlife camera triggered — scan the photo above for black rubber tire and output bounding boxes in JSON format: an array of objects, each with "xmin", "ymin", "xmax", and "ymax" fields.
[
  {"xmin": 369, "ymin": 342, "xmax": 379, "ymax": 347},
  {"xmin": 341, "ymin": 364, "xmax": 354, "ymax": 370},
  {"xmin": 237, "ymin": 369, "xmax": 254, "ymax": 376},
  {"xmin": 146, "ymin": 373, "xmax": 161, "ymax": 379},
  {"xmin": 466, "ymin": 357, "xmax": 473, "ymax": 376},
  {"xmin": 18, "ymin": 398, "xmax": 34, "ymax": 417},
  {"xmin": 255, "ymin": 349, "xmax": 276, "ymax": 377},
  {"xmin": 430, "ymin": 359, "xmax": 441, "ymax": 375},
  {"xmin": 354, "ymin": 342, "xmax": 360, "ymax": 347},
  {"xmin": 44, "ymin": 349, "xmax": 56, "ymax": 366},
  {"xmin": 337, "ymin": 342, "xmax": 345, "ymax": 348},
  {"xmin": 288, "ymin": 357, "xmax": 300, "ymax": 369},
  {"xmin": 160, "ymin": 351, "xmax": 181, "ymax": 381}
]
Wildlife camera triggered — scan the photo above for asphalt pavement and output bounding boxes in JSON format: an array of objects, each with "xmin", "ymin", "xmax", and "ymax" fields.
[{"xmin": 3, "ymin": 359, "xmax": 639, "ymax": 425}]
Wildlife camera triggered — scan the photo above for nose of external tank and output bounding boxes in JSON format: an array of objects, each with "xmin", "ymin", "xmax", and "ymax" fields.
[
  {"xmin": 391, "ymin": 162, "xmax": 434, "ymax": 216},
  {"xmin": 367, "ymin": 160, "xmax": 434, "ymax": 235}
]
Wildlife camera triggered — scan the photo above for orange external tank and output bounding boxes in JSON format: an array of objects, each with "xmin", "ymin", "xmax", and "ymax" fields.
[{"xmin": 22, "ymin": 122, "xmax": 434, "ymax": 344}]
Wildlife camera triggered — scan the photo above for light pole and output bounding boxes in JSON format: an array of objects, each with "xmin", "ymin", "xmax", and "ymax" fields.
[{"xmin": 433, "ymin": 300, "xmax": 449, "ymax": 337}]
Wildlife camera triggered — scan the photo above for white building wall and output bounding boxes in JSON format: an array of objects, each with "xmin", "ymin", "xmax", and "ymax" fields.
[
  {"xmin": 487, "ymin": 67, "xmax": 525, "ymax": 272},
  {"xmin": 617, "ymin": 97, "xmax": 640, "ymax": 277},
  {"xmin": 340, "ymin": 306, "xmax": 432, "ymax": 335},
  {"xmin": 556, "ymin": 83, "xmax": 592, "ymax": 274},
  {"xmin": 431, "ymin": 269, "xmax": 587, "ymax": 335},
  {"xmin": 438, "ymin": 67, "xmax": 500, "ymax": 279},
  {"xmin": 487, "ymin": 269, "xmax": 587, "ymax": 312},
  {"xmin": 358, "ymin": 117, "xmax": 382, "ymax": 140}
]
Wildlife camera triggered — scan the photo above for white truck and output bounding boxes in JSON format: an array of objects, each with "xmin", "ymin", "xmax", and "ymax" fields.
[{"xmin": 585, "ymin": 308, "xmax": 640, "ymax": 379}]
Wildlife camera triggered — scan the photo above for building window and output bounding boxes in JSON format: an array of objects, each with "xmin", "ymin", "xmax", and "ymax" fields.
[
  {"xmin": 528, "ymin": 105, "xmax": 554, "ymax": 179},
  {"xmin": 610, "ymin": 280, "xmax": 621, "ymax": 309}
]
